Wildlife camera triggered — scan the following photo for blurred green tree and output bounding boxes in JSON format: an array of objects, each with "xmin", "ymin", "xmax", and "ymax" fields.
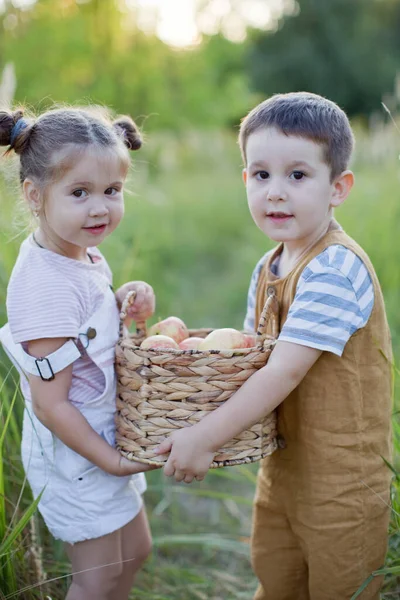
[
  {"xmin": 0, "ymin": 0, "xmax": 253, "ymax": 129},
  {"xmin": 1, "ymin": 0, "xmax": 399, "ymax": 126},
  {"xmin": 246, "ymin": 0, "xmax": 400, "ymax": 116}
]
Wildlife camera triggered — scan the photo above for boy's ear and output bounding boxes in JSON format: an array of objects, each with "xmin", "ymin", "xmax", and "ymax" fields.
[
  {"xmin": 23, "ymin": 179, "xmax": 42, "ymax": 213},
  {"xmin": 330, "ymin": 170, "xmax": 354, "ymax": 208},
  {"xmin": 242, "ymin": 168, "xmax": 247, "ymax": 185}
]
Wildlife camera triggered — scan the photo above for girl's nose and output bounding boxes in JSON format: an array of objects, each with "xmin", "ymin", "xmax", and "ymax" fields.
[{"xmin": 89, "ymin": 201, "xmax": 109, "ymax": 217}]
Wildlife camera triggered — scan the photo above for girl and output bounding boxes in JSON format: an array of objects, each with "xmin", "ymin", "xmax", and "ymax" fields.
[{"xmin": 0, "ymin": 107, "xmax": 156, "ymax": 600}]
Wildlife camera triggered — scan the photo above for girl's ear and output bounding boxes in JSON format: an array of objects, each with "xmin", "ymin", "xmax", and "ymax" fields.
[
  {"xmin": 242, "ymin": 168, "xmax": 247, "ymax": 185},
  {"xmin": 330, "ymin": 170, "xmax": 354, "ymax": 208},
  {"xmin": 23, "ymin": 179, "xmax": 42, "ymax": 214}
]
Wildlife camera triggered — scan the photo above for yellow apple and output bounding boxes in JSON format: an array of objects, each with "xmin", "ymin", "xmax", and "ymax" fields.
[
  {"xmin": 198, "ymin": 328, "xmax": 246, "ymax": 351},
  {"xmin": 148, "ymin": 316, "xmax": 189, "ymax": 344},
  {"xmin": 140, "ymin": 335, "xmax": 180, "ymax": 350},
  {"xmin": 179, "ymin": 337, "xmax": 204, "ymax": 350}
]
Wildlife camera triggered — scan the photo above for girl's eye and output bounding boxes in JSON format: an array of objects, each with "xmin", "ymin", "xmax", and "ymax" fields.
[
  {"xmin": 291, "ymin": 171, "xmax": 305, "ymax": 180},
  {"xmin": 72, "ymin": 189, "xmax": 87, "ymax": 198},
  {"xmin": 105, "ymin": 187, "xmax": 119, "ymax": 196},
  {"xmin": 255, "ymin": 171, "xmax": 269, "ymax": 180}
]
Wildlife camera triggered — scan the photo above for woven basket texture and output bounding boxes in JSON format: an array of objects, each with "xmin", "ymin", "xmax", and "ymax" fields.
[{"xmin": 115, "ymin": 290, "xmax": 279, "ymax": 467}]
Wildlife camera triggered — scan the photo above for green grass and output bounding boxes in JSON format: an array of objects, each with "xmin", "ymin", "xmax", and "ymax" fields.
[{"xmin": 0, "ymin": 125, "xmax": 399, "ymax": 599}]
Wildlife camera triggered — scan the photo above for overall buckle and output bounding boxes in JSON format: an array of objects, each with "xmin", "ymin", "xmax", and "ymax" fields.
[{"xmin": 35, "ymin": 357, "xmax": 55, "ymax": 381}]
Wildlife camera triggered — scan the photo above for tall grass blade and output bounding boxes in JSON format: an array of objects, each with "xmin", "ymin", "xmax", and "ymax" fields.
[
  {"xmin": 351, "ymin": 574, "xmax": 376, "ymax": 599},
  {"xmin": 0, "ymin": 492, "xmax": 43, "ymax": 559}
]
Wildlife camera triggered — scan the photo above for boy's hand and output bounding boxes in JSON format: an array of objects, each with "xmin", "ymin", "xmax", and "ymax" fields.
[
  {"xmin": 115, "ymin": 281, "xmax": 155, "ymax": 323},
  {"xmin": 155, "ymin": 427, "xmax": 216, "ymax": 483}
]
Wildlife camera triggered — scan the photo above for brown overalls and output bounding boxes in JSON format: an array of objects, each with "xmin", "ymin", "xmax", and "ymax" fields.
[{"xmin": 251, "ymin": 225, "xmax": 392, "ymax": 600}]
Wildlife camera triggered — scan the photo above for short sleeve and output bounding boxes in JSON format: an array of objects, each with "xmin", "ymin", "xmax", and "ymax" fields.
[
  {"xmin": 7, "ymin": 257, "xmax": 86, "ymax": 344},
  {"xmin": 243, "ymin": 252, "xmax": 271, "ymax": 332},
  {"xmin": 279, "ymin": 246, "xmax": 374, "ymax": 356}
]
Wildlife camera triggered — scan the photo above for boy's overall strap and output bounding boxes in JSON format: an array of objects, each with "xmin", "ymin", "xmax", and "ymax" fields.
[{"xmin": 19, "ymin": 340, "xmax": 82, "ymax": 381}]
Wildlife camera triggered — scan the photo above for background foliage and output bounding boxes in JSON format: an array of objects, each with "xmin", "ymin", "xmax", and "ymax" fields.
[
  {"xmin": 1, "ymin": 0, "xmax": 400, "ymax": 128},
  {"xmin": 0, "ymin": 1, "xmax": 399, "ymax": 598}
]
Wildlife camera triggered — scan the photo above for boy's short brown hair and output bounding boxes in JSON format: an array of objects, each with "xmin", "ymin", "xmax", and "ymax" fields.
[{"xmin": 238, "ymin": 92, "xmax": 354, "ymax": 180}]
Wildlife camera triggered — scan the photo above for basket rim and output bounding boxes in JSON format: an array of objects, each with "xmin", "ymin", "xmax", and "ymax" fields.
[{"xmin": 118, "ymin": 335, "xmax": 276, "ymax": 357}]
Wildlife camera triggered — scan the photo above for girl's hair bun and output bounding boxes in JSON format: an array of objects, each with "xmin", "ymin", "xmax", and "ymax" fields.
[
  {"xmin": 113, "ymin": 116, "xmax": 142, "ymax": 151},
  {"xmin": 0, "ymin": 109, "xmax": 31, "ymax": 153}
]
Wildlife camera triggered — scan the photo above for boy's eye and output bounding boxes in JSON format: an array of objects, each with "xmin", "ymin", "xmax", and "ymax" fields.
[
  {"xmin": 291, "ymin": 171, "xmax": 305, "ymax": 180},
  {"xmin": 255, "ymin": 171, "xmax": 269, "ymax": 180},
  {"xmin": 72, "ymin": 189, "xmax": 87, "ymax": 198}
]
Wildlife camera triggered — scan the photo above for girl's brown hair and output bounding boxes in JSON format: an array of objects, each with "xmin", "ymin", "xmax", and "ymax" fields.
[{"xmin": 0, "ymin": 106, "xmax": 142, "ymax": 189}]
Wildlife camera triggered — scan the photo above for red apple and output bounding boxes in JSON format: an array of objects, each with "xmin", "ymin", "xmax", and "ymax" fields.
[
  {"xmin": 243, "ymin": 333, "xmax": 260, "ymax": 348},
  {"xmin": 140, "ymin": 335, "xmax": 180, "ymax": 350},
  {"xmin": 148, "ymin": 316, "xmax": 189, "ymax": 344},
  {"xmin": 198, "ymin": 328, "xmax": 246, "ymax": 351},
  {"xmin": 179, "ymin": 337, "xmax": 204, "ymax": 350}
]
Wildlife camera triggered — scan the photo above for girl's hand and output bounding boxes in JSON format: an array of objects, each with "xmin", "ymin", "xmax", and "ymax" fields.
[
  {"xmin": 115, "ymin": 281, "xmax": 155, "ymax": 323},
  {"xmin": 118, "ymin": 456, "xmax": 159, "ymax": 476},
  {"xmin": 107, "ymin": 451, "xmax": 159, "ymax": 476},
  {"xmin": 155, "ymin": 427, "xmax": 216, "ymax": 484}
]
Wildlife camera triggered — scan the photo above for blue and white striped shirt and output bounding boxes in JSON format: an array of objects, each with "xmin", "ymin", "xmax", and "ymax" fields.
[{"xmin": 243, "ymin": 245, "xmax": 374, "ymax": 356}]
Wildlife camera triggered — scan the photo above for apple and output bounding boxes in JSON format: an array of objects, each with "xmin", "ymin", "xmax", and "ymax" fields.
[
  {"xmin": 140, "ymin": 335, "xmax": 180, "ymax": 350},
  {"xmin": 243, "ymin": 333, "xmax": 260, "ymax": 348},
  {"xmin": 179, "ymin": 337, "xmax": 204, "ymax": 350},
  {"xmin": 147, "ymin": 316, "xmax": 189, "ymax": 344},
  {"xmin": 198, "ymin": 328, "xmax": 246, "ymax": 351}
]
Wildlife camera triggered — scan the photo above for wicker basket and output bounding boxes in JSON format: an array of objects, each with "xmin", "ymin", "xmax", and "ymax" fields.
[{"xmin": 115, "ymin": 290, "xmax": 279, "ymax": 468}]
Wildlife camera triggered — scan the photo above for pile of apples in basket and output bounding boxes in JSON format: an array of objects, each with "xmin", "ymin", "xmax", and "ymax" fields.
[{"xmin": 139, "ymin": 316, "xmax": 259, "ymax": 351}]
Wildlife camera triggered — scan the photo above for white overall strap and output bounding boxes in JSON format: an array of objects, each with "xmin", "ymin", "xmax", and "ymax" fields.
[
  {"xmin": 0, "ymin": 321, "xmax": 82, "ymax": 381},
  {"xmin": 18, "ymin": 340, "xmax": 82, "ymax": 381}
]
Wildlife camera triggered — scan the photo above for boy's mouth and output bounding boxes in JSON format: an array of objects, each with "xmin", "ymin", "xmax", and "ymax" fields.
[{"xmin": 267, "ymin": 212, "xmax": 293, "ymax": 222}]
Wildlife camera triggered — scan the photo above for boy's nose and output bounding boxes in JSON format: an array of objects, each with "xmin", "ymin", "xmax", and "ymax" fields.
[
  {"xmin": 267, "ymin": 187, "xmax": 287, "ymax": 202},
  {"xmin": 265, "ymin": 176, "xmax": 287, "ymax": 202}
]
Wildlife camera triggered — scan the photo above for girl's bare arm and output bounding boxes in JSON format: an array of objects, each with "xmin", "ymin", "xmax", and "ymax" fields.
[{"xmin": 27, "ymin": 337, "xmax": 154, "ymax": 476}]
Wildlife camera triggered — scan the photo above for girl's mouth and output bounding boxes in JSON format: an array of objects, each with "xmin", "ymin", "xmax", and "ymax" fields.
[{"xmin": 83, "ymin": 224, "xmax": 107, "ymax": 235}]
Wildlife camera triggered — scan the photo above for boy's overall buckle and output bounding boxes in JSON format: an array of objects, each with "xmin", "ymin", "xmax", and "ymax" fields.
[{"xmin": 34, "ymin": 357, "xmax": 55, "ymax": 381}]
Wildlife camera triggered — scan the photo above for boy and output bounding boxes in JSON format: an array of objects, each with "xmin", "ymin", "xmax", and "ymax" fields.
[{"xmin": 156, "ymin": 92, "xmax": 392, "ymax": 599}]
